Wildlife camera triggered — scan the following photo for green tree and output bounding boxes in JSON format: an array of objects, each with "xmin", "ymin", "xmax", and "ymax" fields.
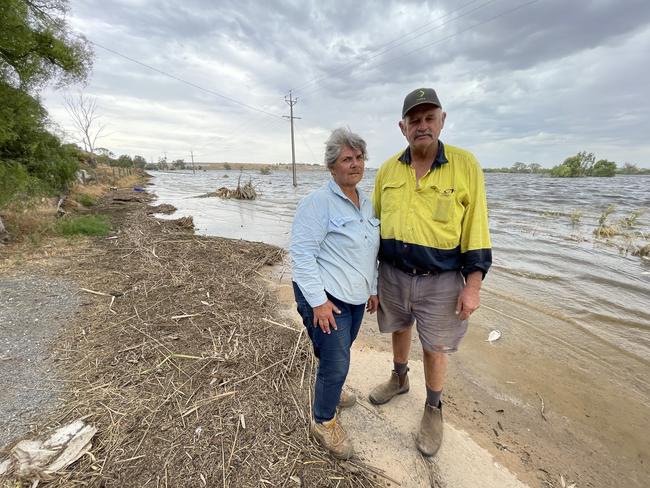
[
  {"xmin": 529, "ymin": 163, "xmax": 542, "ymax": 173},
  {"xmin": 550, "ymin": 151, "xmax": 595, "ymax": 177},
  {"xmin": 1, "ymin": 0, "xmax": 92, "ymax": 240},
  {"xmin": 133, "ymin": 155, "xmax": 147, "ymax": 168},
  {"xmin": 172, "ymin": 159, "xmax": 186, "ymax": 170},
  {"xmin": 591, "ymin": 159, "xmax": 617, "ymax": 177},
  {"xmin": 0, "ymin": 81, "xmax": 78, "ymax": 194},
  {"xmin": 117, "ymin": 154, "xmax": 133, "ymax": 168},
  {"xmin": 0, "ymin": 0, "xmax": 92, "ymax": 90},
  {"xmin": 511, "ymin": 162, "xmax": 528, "ymax": 173}
]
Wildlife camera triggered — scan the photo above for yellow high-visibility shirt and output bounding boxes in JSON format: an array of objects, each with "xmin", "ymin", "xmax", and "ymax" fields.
[{"xmin": 372, "ymin": 141, "xmax": 492, "ymax": 277}]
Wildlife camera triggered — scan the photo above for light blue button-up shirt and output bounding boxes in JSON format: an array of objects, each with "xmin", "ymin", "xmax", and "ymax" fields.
[{"xmin": 290, "ymin": 178, "xmax": 380, "ymax": 307}]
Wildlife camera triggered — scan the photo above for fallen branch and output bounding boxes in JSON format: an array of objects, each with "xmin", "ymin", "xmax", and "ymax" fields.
[
  {"xmin": 80, "ymin": 287, "xmax": 114, "ymax": 297},
  {"xmin": 536, "ymin": 392, "xmax": 548, "ymax": 421}
]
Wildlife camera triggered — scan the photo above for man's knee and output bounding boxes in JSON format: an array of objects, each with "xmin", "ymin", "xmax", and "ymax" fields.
[
  {"xmin": 392, "ymin": 326, "xmax": 411, "ymax": 338},
  {"xmin": 423, "ymin": 349, "xmax": 447, "ymax": 364}
]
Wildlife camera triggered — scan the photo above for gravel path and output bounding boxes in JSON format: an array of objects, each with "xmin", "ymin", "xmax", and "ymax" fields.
[{"xmin": 0, "ymin": 275, "xmax": 79, "ymax": 447}]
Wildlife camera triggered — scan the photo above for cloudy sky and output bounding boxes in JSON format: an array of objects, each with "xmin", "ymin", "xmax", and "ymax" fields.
[{"xmin": 43, "ymin": 0, "xmax": 650, "ymax": 168}]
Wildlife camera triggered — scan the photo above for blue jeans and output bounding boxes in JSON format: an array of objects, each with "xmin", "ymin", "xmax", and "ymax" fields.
[{"xmin": 293, "ymin": 282, "xmax": 365, "ymax": 423}]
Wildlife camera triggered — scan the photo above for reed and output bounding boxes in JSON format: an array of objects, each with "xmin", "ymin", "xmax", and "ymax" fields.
[{"xmin": 569, "ymin": 210, "xmax": 582, "ymax": 226}]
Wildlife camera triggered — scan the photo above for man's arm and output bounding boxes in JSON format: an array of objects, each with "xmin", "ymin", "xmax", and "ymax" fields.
[{"xmin": 455, "ymin": 271, "xmax": 482, "ymax": 320}]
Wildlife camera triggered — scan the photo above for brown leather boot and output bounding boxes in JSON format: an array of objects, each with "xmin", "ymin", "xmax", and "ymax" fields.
[
  {"xmin": 416, "ymin": 401, "xmax": 443, "ymax": 457},
  {"xmin": 337, "ymin": 389, "xmax": 357, "ymax": 409},
  {"xmin": 311, "ymin": 416, "xmax": 354, "ymax": 459},
  {"xmin": 368, "ymin": 370, "xmax": 409, "ymax": 405}
]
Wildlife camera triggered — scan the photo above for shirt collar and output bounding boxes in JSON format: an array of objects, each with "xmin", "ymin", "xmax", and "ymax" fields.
[
  {"xmin": 398, "ymin": 140, "xmax": 448, "ymax": 170},
  {"xmin": 328, "ymin": 178, "xmax": 366, "ymax": 205}
]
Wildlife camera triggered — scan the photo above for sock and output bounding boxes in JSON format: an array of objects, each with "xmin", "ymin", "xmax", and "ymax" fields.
[
  {"xmin": 426, "ymin": 387, "xmax": 442, "ymax": 407},
  {"xmin": 394, "ymin": 361, "xmax": 408, "ymax": 377}
]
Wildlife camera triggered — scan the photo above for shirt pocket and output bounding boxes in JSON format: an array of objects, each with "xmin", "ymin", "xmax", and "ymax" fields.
[
  {"xmin": 380, "ymin": 181, "xmax": 405, "ymax": 213},
  {"xmin": 329, "ymin": 215, "xmax": 356, "ymax": 231},
  {"xmin": 426, "ymin": 185, "xmax": 456, "ymax": 223}
]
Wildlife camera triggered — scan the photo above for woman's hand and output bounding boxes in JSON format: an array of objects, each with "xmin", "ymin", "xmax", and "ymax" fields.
[
  {"xmin": 366, "ymin": 295, "xmax": 379, "ymax": 313},
  {"xmin": 312, "ymin": 300, "xmax": 341, "ymax": 334}
]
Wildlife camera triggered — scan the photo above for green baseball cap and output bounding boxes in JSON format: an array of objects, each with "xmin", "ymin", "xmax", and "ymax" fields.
[{"xmin": 402, "ymin": 88, "xmax": 442, "ymax": 118}]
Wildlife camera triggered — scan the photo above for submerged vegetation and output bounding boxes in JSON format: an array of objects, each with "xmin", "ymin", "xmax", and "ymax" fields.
[
  {"xmin": 549, "ymin": 152, "xmax": 617, "ymax": 177},
  {"xmin": 569, "ymin": 210, "xmax": 583, "ymax": 226}
]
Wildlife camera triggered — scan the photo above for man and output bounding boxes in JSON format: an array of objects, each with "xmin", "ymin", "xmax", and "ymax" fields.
[{"xmin": 370, "ymin": 88, "xmax": 492, "ymax": 457}]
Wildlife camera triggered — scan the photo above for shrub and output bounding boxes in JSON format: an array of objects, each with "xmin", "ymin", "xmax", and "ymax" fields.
[{"xmin": 75, "ymin": 193, "xmax": 96, "ymax": 207}]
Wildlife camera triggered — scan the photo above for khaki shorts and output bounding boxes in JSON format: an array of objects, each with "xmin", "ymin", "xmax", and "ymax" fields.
[{"xmin": 377, "ymin": 262, "xmax": 468, "ymax": 353}]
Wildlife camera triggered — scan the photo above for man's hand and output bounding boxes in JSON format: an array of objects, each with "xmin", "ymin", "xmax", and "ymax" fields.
[
  {"xmin": 313, "ymin": 300, "xmax": 341, "ymax": 334},
  {"xmin": 366, "ymin": 295, "xmax": 379, "ymax": 313},
  {"xmin": 455, "ymin": 272, "xmax": 482, "ymax": 320}
]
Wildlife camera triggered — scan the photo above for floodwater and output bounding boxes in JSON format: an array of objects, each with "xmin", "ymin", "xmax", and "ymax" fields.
[{"xmin": 150, "ymin": 169, "xmax": 650, "ymax": 363}]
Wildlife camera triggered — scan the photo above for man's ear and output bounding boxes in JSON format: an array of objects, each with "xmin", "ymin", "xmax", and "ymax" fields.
[
  {"xmin": 441, "ymin": 111, "xmax": 446, "ymax": 128},
  {"xmin": 399, "ymin": 119, "xmax": 406, "ymax": 137}
]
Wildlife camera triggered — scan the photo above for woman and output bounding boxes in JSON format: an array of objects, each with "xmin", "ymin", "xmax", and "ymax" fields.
[{"xmin": 290, "ymin": 127, "xmax": 380, "ymax": 459}]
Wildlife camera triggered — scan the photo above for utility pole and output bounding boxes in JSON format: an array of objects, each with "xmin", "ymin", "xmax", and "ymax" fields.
[
  {"xmin": 190, "ymin": 150, "xmax": 196, "ymax": 174},
  {"xmin": 284, "ymin": 90, "xmax": 301, "ymax": 187}
]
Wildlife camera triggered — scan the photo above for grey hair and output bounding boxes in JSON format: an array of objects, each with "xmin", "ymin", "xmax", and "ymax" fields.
[{"xmin": 323, "ymin": 127, "xmax": 368, "ymax": 169}]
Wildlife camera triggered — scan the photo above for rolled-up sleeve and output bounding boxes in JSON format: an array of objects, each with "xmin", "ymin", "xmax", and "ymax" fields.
[{"xmin": 290, "ymin": 195, "xmax": 329, "ymax": 307}]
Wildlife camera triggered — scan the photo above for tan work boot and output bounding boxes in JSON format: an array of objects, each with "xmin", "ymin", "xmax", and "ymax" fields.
[
  {"xmin": 338, "ymin": 389, "xmax": 357, "ymax": 409},
  {"xmin": 311, "ymin": 416, "xmax": 354, "ymax": 459},
  {"xmin": 368, "ymin": 370, "xmax": 409, "ymax": 405},
  {"xmin": 416, "ymin": 402, "xmax": 443, "ymax": 457}
]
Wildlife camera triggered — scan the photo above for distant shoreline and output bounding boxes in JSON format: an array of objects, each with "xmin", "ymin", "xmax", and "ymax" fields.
[{"xmin": 193, "ymin": 162, "xmax": 326, "ymax": 171}]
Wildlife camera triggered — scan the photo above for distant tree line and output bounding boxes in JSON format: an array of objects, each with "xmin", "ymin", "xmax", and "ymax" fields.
[
  {"xmin": 483, "ymin": 162, "xmax": 544, "ymax": 174},
  {"xmin": 484, "ymin": 153, "xmax": 649, "ymax": 177}
]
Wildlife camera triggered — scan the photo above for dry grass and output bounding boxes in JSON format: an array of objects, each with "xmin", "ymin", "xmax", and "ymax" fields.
[
  {"xmin": 0, "ymin": 189, "xmax": 383, "ymax": 487},
  {"xmin": 0, "ymin": 199, "xmax": 59, "ymax": 244}
]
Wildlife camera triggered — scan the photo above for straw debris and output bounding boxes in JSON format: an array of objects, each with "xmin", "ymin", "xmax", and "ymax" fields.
[{"xmin": 0, "ymin": 188, "xmax": 380, "ymax": 487}]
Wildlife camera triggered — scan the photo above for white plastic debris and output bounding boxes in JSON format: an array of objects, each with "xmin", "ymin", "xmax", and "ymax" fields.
[
  {"xmin": 0, "ymin": 419, "xmax": 97, "ymax": 482},
  {"xmin": 486, "ymin": 330, "xmax": 502, "ymax": 343}
]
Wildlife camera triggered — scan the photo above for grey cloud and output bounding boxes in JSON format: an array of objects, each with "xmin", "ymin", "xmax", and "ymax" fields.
[{"xmin": 48, "ymin": 0, "xmax": 650, "ymax": 167}]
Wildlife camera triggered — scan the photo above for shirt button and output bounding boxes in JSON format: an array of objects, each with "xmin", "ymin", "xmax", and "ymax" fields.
[{"xmin": 360, "ymin": 219, "xmax": 363, "ymax": 223}]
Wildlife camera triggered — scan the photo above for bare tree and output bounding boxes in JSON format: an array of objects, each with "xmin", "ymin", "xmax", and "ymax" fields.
[{"xmin": 64, "ymin": 92, "xmax": 106, "ymax": 166}]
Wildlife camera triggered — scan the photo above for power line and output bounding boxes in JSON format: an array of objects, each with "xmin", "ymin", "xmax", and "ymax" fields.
[
  {"xmin": 292, "ymin": 0, "xmax": 500, "ymax": 94},
  {"xmin": 297, "ymin": 0, "xmax": 541, "ymax": 99},
  {"xmin": 89, "ymin": 40, "xmax": 285, "ymax": 120}
]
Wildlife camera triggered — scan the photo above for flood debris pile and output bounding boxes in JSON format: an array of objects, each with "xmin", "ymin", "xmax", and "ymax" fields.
[
  {"xmin": 146, "ymin": 203, "xmax": 177, "ymax": 215},
  {"xmin": 0, "ymin": 190, "xmax": 381, "ymax": 487},
  {"xmin": 200, "ymin": 176, "xmax": 257, "ymax": 200}
]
